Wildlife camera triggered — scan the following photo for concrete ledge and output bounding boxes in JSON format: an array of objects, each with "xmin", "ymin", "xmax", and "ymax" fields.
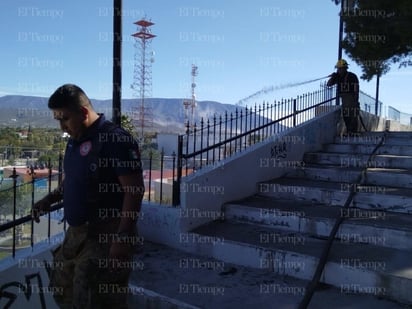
[{"xmin": 128, "ymin": 284, "xmax": 201, "ymax": 309}]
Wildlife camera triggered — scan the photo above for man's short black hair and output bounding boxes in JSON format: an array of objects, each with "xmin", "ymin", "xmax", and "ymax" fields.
[{"xmin": 48, "ymin": 84, "xmax": 92, "ymax": 111}]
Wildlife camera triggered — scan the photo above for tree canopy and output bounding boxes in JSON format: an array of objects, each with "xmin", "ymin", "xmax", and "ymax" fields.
[{"xmin": 332, "ymin": 0, "xmax": 412, "ymax": 81}]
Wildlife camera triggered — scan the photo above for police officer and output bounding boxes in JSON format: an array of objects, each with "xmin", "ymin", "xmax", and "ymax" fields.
[
  {"xmin": 327, "ymin": 59, "xmax": 360, "ymax": 134},
  {"xmin": 32, "ymin": 84, "xmax": 144, "ymax": 308}
]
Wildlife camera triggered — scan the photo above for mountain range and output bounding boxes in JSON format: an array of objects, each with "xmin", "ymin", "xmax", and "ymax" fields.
[{"xmin": 0, "ymin": 95, "xmax": 242, "ymax": 134}]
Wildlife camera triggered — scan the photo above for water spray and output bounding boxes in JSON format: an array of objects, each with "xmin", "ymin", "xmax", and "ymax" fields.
[{"xmin": 236, "ymin": 75, "xmax": 329, "ymax": 105}]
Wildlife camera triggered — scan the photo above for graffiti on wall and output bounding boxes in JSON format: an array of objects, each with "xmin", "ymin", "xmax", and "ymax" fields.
[
  {"xmin": 0, "ymin": 260, "xmax": 51, "ymax": 308},
  {"xmin": 270, "ymin": 141, "xmax": 288, "ymax": 160}
]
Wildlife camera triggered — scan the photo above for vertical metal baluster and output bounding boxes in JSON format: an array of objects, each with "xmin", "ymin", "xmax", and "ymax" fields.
[
  {"xmin": 218, "ymin": 115, "xmax": 222, "ymax": 161},
  {"xmin": 224, "ymin": 112, "xmax": 228, "ymax": 159},
  {"xmin": 148, "ymin": 151, "xmax": 153, "ymax": 202},
  {"xmin": 234, "ymin": 109, "xmax": 238, "ymax": 153},
  {"xmin": 160, "ymin": 149, "xmax": 164, "ymax": 204},
  {"xmin": 200, "ymin": 118, "xmax": 204, "ymax": 169}
]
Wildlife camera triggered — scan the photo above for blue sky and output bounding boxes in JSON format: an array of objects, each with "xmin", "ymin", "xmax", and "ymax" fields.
[{"xmin": 1, "ymin": 0, "xmax": 411, "ymax": 114}]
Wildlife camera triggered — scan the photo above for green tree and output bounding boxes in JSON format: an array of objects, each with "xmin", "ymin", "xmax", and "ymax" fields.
[
  {"xmin": 120, "ymin": 114, "xmax": 137, "ymax": 138},
  {"xmin": 120, "ymin": 114, "xmax": 161, "ymax": 168},
  {"xmin": 332, "ymin": 0, "xmax": 412, "ymax": 80},
  {"xmin": 0, "ymin": 184, "xmax": 27, "ymax": 218}
]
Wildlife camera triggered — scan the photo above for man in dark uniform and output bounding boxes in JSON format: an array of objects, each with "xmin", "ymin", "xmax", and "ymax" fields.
[
  {"xmin": 327, "ymin": 59, "xmax": 360, "ymax": 134},
  {"xmin": 32, "ymin": 84, "xmax": 144, "ymax": 308}
]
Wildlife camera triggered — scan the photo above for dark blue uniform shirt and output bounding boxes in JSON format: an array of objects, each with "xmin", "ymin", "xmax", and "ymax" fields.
[{"xmin": 63, "ymin": 114, "xmax": 142, "ymax": 226}]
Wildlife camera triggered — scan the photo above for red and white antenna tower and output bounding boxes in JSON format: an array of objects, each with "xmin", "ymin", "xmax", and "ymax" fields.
[
  {"xmin": 183, "ymin": 64, "xmax": 198, "ymax": 129},
  {"xmin": 131, "ymin": 18, "xmax": 156, "ymax": 138}
]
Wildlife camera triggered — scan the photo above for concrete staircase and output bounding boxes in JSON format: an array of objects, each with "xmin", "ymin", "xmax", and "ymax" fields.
[{"xmin": 184, "ymin": 131, "xmax": 412, "ymax": 306}]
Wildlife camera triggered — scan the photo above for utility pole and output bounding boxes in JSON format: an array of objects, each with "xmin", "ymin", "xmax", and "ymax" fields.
[
  {"xmin": 375, "ymin": 74, "xmax": 380, "ymax": 115},
  {"xmin": 338, "ymin": 0, "xmax": 345, "ymax": 60},
  {"xmin": 336, "ymin": 0, "xmax": 347, "ymax": 105},
  {"xmin": 112, "ymin": 0, "xmax": 122, "ymax": 126}
]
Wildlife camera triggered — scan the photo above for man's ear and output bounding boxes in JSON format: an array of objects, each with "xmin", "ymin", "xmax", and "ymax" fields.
[{"xmin": 80, "ymin": 106, "xmax": 89, "ymax": 120}]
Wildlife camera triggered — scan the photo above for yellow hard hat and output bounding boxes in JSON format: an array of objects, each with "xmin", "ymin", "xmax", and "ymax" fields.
[{"xmin": 335, "ymin": 59, "xmax": 348, "ymax": 68}]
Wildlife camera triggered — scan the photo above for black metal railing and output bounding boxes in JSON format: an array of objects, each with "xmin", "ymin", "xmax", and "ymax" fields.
[
  {"xmin": 175, "ymin": 84, "xmax": 337, "ymax": 205},
  {"xmin": 0, "ymin": 152, "xmax": 176, "ymax": 260},
  {"xmin": 141, "ymin": 150, "xmax": 178, "ymax": 205},
  {"xmin": 0, "ymin": 158, "xmax": 63, "ymax": 259}
]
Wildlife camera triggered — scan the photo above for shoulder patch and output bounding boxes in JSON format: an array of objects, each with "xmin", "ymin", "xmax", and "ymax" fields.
[
  {"xmin": 129, "ymin": 149, "xmax": 139, "ymax": 160},
  {"xmin": 80, "ymin": 141, "xmax": 92, "ymax": 156}
]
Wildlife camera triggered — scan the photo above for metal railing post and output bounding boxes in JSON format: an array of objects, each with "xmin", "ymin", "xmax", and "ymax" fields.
[
  {"xmin": 11, "ymin": 168, "xmax": 17, "ymax": 258},
  {"xmin": 173, "ymin": 135, "xmax": 183, "ymax": 206},
  {"xmin": 29, "ymin": 166, "xmax": 35, "ymax": 248},
  {"xmin": 293, "ymin": 99, "xmax": 297, "ymax": 127}
]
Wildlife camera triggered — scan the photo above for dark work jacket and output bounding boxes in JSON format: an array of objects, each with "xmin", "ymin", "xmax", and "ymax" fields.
[
  {"xmin": 63, "ymin": 114, "xmax": 142, "ymax": 226},
  {"xmin": 327, "ymin": 71, "xmax": 359, "ymax": 96}
]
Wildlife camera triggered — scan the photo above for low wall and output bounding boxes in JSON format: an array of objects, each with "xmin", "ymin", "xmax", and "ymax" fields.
[
  {"xmin": 178, "ymin": 107, "xmax": 341, "ymax": 233},
  {"xmin": 360, "ymin": 110, "xmax": 412, "ymax": 132},
  {"xmin": 138, "ymin": 202, "xmax": 182, "ymax": 247},
  {"xmin": 0, "ymin": 235, "xmax": 62, "ymax": 308}
]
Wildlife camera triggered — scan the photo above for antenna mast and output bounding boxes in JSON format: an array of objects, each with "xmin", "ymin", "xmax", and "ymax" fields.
[
  {"xmin": 183, "ymin": 64, "xmax": 198, "ymax": 130},
  {"xmin": 131, "ymin": 18, "xmax": 156, "ymax": 138}
]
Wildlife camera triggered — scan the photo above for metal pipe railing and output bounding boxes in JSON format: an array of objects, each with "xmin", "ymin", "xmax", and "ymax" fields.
[
  {"xmin": 176, "ymin": 85, "xmax": 336, "ymax": 194},
  {"xmin": 0, "ymin": 152, "xmax": 174, "ymax": 259}
]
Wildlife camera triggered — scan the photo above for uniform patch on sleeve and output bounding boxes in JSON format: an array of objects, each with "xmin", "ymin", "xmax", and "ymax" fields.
[
  {"xmin": 129, "ymin": 149, "xmax": 139, "ymax": 160},
  {"xmin": 80, "ymin": 141, "xmax": 92, "ymax": 156}
]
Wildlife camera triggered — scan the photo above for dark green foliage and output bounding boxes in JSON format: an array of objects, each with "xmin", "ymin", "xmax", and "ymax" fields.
[{"xmin": 332, "ymin": 0, "xmax": 412, "ymax": 80}]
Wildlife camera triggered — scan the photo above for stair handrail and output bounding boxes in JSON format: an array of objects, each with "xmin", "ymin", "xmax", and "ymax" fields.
[{"xmin": 298, "ymin": 130, "xmax": 388, "ymax": 309}]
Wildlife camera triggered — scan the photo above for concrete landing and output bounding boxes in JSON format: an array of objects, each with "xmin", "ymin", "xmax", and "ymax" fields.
[
  {"xmin": 186, "ymin": 220, "xmax": 412, "ymax": 305},
  {"xmin": 130, "ymin": 241, "xmax": 408, "ymax": 309}
]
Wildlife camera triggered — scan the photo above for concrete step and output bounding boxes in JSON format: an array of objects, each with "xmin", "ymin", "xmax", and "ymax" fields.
[
  {"xmin": 333, "ymin": 132, "xmax": 412, "ymax": 145},
  {"xmin": 257, "ymin": 178, "xmax": 412, "ymax": 214},
  {"xmin": 188, "ymin": 220, "xmax": 412, "ymax": 306},
  {"xmin": 286, "ymin": 165, "xmax": 412, "ymax": 189},
  {"xmin": 323, "ymin": 144, "xmax": 412, "ymax": 157},
  {"xmin": 130, "ymin": 241, "xmax": 406, "ymax": 309},
  {"xmin": 303, "ymin": 152, "xmax": 412, "ymax": 169},
  {"xmin": 223, "ymin": 195, "xmax": 412, "ymax": 251}
]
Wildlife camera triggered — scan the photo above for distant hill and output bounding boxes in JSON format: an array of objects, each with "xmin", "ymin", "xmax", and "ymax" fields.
[{"xmin": 0, "ymin": 95, "xmax": 243, "ymax": 133}]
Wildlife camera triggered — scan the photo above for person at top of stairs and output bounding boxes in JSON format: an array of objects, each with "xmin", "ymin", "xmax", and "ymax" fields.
[{"xmin": 327, "ymin": 59, "xmax": 360, "ymax": 135}]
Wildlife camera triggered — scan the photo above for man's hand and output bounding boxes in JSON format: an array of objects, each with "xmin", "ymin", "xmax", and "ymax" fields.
[
  {"xmin": 32, "ymin": 197, "xmax": 51, "ymax": 223},
  {"xmin": 108, "ymin": 241, "xmax": 133, "ymax": 272}
]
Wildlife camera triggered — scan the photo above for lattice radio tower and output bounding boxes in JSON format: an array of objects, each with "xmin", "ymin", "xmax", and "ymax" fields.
[
  {"xmin": 183, "ymin": 64, "xmax": 198, "ymax": 129},
  {"xmin": 131, "ymin": 18, "xmax": 156, "ymax": 138}
]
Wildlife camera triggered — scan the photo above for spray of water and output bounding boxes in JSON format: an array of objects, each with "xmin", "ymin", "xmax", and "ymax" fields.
[{"xmin": 236, "ymin": 76, "xmax": 329, "ymax": 105}]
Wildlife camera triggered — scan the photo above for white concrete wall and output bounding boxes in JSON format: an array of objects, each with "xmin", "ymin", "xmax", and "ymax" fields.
[
  {"xmin": 177, "ymin": 107, "xmax": 341, "ymax": 232},
  {"xmin": 360, "ymin": 110, "xmax": 412, "ymax": 132},
  {"xmin": 138, "ymin": 202, "xmax": 182, "ymax": 247},
  {"xmin": 0, "ymin": 234, "xmax": 62, "ymax": 308}
]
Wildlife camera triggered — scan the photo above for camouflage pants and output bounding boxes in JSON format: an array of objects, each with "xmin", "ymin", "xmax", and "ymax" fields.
[{"xmin": 49, "ymin": 221, "xmax": 133, "ymax": 309}]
